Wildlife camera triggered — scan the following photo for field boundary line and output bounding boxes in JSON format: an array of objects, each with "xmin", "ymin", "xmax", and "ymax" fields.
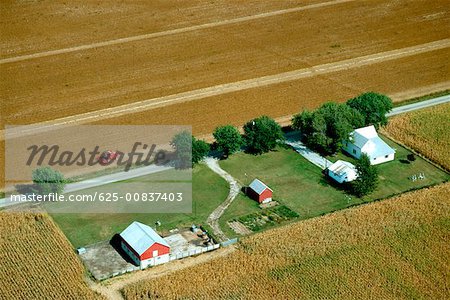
[
  {"xmin": 0, "ymin": 0, "xmax": 354, "ymax": 64},
  {"xmin": 3, "ymin": 39, "xmax": 449, "ymax": 140}
]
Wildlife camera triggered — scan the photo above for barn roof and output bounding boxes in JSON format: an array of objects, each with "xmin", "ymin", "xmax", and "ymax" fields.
[
  {"xmin": 120, "ymin": 221, "xmax": 169, "ymax": 255},
  {"xmin": 249, "ymin": 178, "xmax": 272, "ymax": 195}
]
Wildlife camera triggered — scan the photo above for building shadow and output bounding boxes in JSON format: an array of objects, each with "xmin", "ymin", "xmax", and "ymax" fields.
[{"xmin": 109, "ymin": 234, "xmax": 138, "ymax": 266}]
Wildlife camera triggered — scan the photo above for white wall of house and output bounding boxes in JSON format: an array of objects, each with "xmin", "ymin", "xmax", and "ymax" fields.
[
  {"xmin": 370, "ymin": 153, "xmax": 395, "ymax": 165},
  {"xmin": 141, "ymin": 253, "xmax": 170, "ymax": 268},
  {"xmin": 343, "ymin": 142, "xmax": 361, "ymax": 159}
]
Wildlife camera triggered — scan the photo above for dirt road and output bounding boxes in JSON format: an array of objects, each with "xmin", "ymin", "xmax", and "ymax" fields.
[
  {"xmin": 88, "ymin": 245, "xmax": 235, "ymax": 300},
  {"xmin": 204, "ymin": 157, "xmax": 241, "ymax": 242}
]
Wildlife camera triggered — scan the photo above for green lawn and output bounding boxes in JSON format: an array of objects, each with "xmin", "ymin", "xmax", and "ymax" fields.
[
  {"xmin": 219, "ymin": 138, "xmax": 449, "ymax": 238},
  {"xmin": 51, "ymin": 164, "xmax": 229, "ymax": 248},
  {"xmin": 326, "ymin": 135, "xmax": 449, "ymax": 199}
]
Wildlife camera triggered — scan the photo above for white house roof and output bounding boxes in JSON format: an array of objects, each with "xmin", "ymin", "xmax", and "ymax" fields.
[
  {"xmin": 350, "ymin": 125, "xmax": 395, "ymax": 158},
  {"xmin": 249, "ymin": 178, "xmax": 272, "ymax": 195},
  {"xmin": 120, "ymin": 221, "xmax": 169, "ymax": 255},
  {"xmin": 328, "ymin": 160, "xmax": 356, "ymax": 177}
]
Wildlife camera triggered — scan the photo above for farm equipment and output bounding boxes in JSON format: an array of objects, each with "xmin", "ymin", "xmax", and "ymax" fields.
[{"xmin": 98, "ymin": 150, "xmax": 118, "ymax": 165}]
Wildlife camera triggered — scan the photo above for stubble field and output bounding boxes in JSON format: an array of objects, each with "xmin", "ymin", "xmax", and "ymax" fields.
[
  {"xmin": 1, "ymin": 0, "xmax": 449, "ymax": 130},
  {"xmin": 123, "ymin": 183, "xmax": 450, "ymax": 300}
]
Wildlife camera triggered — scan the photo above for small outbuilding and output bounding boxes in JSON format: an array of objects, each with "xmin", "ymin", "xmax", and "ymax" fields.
[
  {"xmin": 247, "ymin": 178, "xmax": 273, "ymax": 204},
  {"xmin": 120, "ymin": 221, "xmax": 170, "ymax": 268},
  {"xmin": 327, "ymin": 160, "xmax": 358, "ymax": 183}
]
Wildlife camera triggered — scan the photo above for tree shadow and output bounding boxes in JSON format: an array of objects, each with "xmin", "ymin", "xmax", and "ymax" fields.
[
  {"xmin": 399, "ymin": 159, "xmax": 411, "ymax": 164},
  {"xmin": 318, "ymin": 174, "xmax": 352, "ymax": 194},
  {"xmin": 14, "ymin": 184, "xmax": 38, "ymax": 195}
]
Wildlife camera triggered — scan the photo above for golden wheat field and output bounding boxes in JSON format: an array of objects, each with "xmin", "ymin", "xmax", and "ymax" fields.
[
  {"xmin": 383, "ymin": 102, "xmax": 450, "ymax": 171},
  {"xmin": 0, "ymin": 213, "xmax": 104, "ymax": 300},
  {"xmin": 123, "ymin": 183, "xmax": 450, "ymax": 300}
]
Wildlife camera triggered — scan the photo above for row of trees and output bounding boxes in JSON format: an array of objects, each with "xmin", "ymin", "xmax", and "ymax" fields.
[
  {"xmin": 171, "ymin": 116, "xmax": 284, "ymax": 167},
  {"xmin": 172, "ymin": 92, "xmax": 392, "ymax": 197},
  {"xmin": 213, "ymin": 115, "xmax": 284, "ymax": 157},
  {"xmin": 291, "ymin": 92, "xmax": 392, "ymax": 197},
  {"xmin": 292, "ymin": 92, "xmax": 393, "ymax": 155}
]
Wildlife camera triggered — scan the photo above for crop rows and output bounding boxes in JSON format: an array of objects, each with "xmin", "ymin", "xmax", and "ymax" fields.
[
  {"xmin": 383, "ymin": 102, "xmax": 450, "ymax": 171},
  {"xmin": 0, "ymin": 212, "xmax": 104, "ymax": 300},
  {"xmin": 123, "ymin": 183, "xmax": 450, "ymax": 299}
]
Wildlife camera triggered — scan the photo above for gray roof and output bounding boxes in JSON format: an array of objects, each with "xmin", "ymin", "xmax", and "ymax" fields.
[
  {"xmin": 350, "ymin": 125, "xmax": 395, "ymax": 158},
  {"xmin": 249, "ymin": 178, "xmax": 272, "ymax": 195},
  {"xmin": 369, "ymin": 136, "xmax": 396, "ymax": 157},
  {"xmin": 120, "ymin": 221, "xmax": 169, "ymax": 255},
  {"xmin": 350, "ymin": 125, "xmax": 378, "ymax": 149},
  {"xmin": 328, "ymin": 160, "xmax": 356, "ymax": 177}
]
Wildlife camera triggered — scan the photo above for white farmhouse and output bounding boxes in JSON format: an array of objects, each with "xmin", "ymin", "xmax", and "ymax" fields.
[
  {"xmin": 327, "ymin": 160, "xmax": 358, "ymax": 183},
  {"xmin": 343, "ymin": 125, "xmax": 395, "ymax": 165}
]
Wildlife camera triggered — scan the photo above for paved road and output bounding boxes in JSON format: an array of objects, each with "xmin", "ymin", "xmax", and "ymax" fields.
[
  {"xmin": 0, "ymin": 164, "xmax": 172, "ymax": 208},
  {"xmin": 285, "ymin": 134, "xmax": 333, "ymax": 170},
  {"xmin": 387, "ymin": 94, "xmax": 450, "ymax": 116},
  {"xmin": 2, "ymin": 94, "xmax": 448, "ymax": 208},
  {"xmin": 283, "ymin": 95, "xmax": 450, "ymax": 170},
  {"xmin": 204, "ymin": 157, "xmax": 241, "ymax": 242}
]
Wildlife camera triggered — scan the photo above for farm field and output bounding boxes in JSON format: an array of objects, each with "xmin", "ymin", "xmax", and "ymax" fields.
[
  {"xmin": 382, "ymin": 102, "xmax": 450, "ymax": 171},
  {"xmin": 122, "ymin": 183, "xmax": 450, "ymax": 299},
  {"xmin": 218, "ymin": 138, "xmax": 449, "ymax": 238},
  {"xmin": 51, "ymin": 164, "xmax": 229, "ymax": 248},
  {"xmin": 0, "ymin": 212, "xmax": 104, "ymax": 299},
  {"xmin": 1, "ymin": 0, "xmax": 449, "ymax": 127},
  {"xmin": 1, "ymin": 0, "xmax": 328, "ymax": 57},
  {"xmin": 101, "ymin": 48, "xmax": 450, "ymax": 135}
]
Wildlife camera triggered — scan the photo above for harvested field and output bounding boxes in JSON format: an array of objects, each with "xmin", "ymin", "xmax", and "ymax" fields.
[
  {"xmin": 122, "ymin": 183, "xmax": 450, "ymax": 299},
  {"xmin": 1, "ymin": 0, "xmax": 449, "ymax": 127},
  {"xmin": 100, "ymin": 48, "xmax": 450, "ymax": 134},
  {"xmin": 383, "ymin": 102, "xmax": 450, "ymax": 171},
  {"xmin": 1, "ymin": 0, "xmax": 330, "ymax": 58},
  {"xmin": 0, "ymin": 212, "xmax": 104, "ymax": 299}
]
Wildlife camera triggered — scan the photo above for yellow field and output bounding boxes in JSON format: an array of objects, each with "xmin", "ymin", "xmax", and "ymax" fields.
[
  {"xmin": 383, "ymin": 102, "xmax": 450, "ymax": 171},
  {"xmin": 123, "ymin": 183, "xmax": 450, "ymax": 299},
  {"xmin": 0, "ymin": 213, "xmax": 104, "ymax": 299}
]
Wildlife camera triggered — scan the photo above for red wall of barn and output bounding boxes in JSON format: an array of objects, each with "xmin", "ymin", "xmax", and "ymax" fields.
[
  {"xmin": 140, "ymin": 243, "xmax": 170, "ymax": 260},
  {"xmin": 258, "ymin": 189, "xmax": 273, "ymax": 203}
]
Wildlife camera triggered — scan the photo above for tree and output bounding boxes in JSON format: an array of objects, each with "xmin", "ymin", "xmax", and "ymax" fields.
[
  {"xmin": 170, "ymin": 131, "xmax": 192, "ymax": 169},
  {"xmin": 347, "ymin": 92, "xmax": 393, "ymax": 128},
  {"xmin": 292, "ymin": 102, "xmax": 364, "ymax": 155},
  {"xmin": 213, "ymin": 125, "xmax": 243, "ymax": 157},
  {"xmin": 32, "ymin": 166, "xmax": 66, "ymax": 195},
  {"xmin": 351, "ymin": 154, "xmax": 378, "ymax": 197},
  {"xmin": 243, "ymin": 116, "xmax": 284, "ymax": 154},
  {"xmin": 192, "ymin": 137, "xmax": 210, "ymax": 164}
]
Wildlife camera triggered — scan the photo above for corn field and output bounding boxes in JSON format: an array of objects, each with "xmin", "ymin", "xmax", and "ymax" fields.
[
  {"xmin": 123, "ymin": 183, "xmax": 450, "ymax": 299},
  {"xmin": 382, "ymin": 103, "xmax": 450, "ymax": 171},
  {"xmin": 0, "ymin": 212, "xmax": 104, "ymax": 300}
]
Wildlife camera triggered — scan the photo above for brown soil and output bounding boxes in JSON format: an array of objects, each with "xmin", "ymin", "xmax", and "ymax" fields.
[
  {"xmin": 1, "ymin": 0, "xmax": 449, "ymax": 126},
  {"xmin": 96, "ymin": 48, "xmax": 450, "ymax": 135}
]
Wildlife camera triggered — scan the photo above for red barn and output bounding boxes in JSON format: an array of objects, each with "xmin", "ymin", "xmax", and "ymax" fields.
[
  {"xmin": 247, "ymin": 178, "xmax": 273, "ymax": 204},
  {"xmin": 120, "ymin": 221, "xmax": 170, "ymax": 268}
]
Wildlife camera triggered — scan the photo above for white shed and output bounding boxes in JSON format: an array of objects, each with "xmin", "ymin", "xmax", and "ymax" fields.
[{"xmin": 327, "ymin": 160, "xmax": 358, "ymax": 183}]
